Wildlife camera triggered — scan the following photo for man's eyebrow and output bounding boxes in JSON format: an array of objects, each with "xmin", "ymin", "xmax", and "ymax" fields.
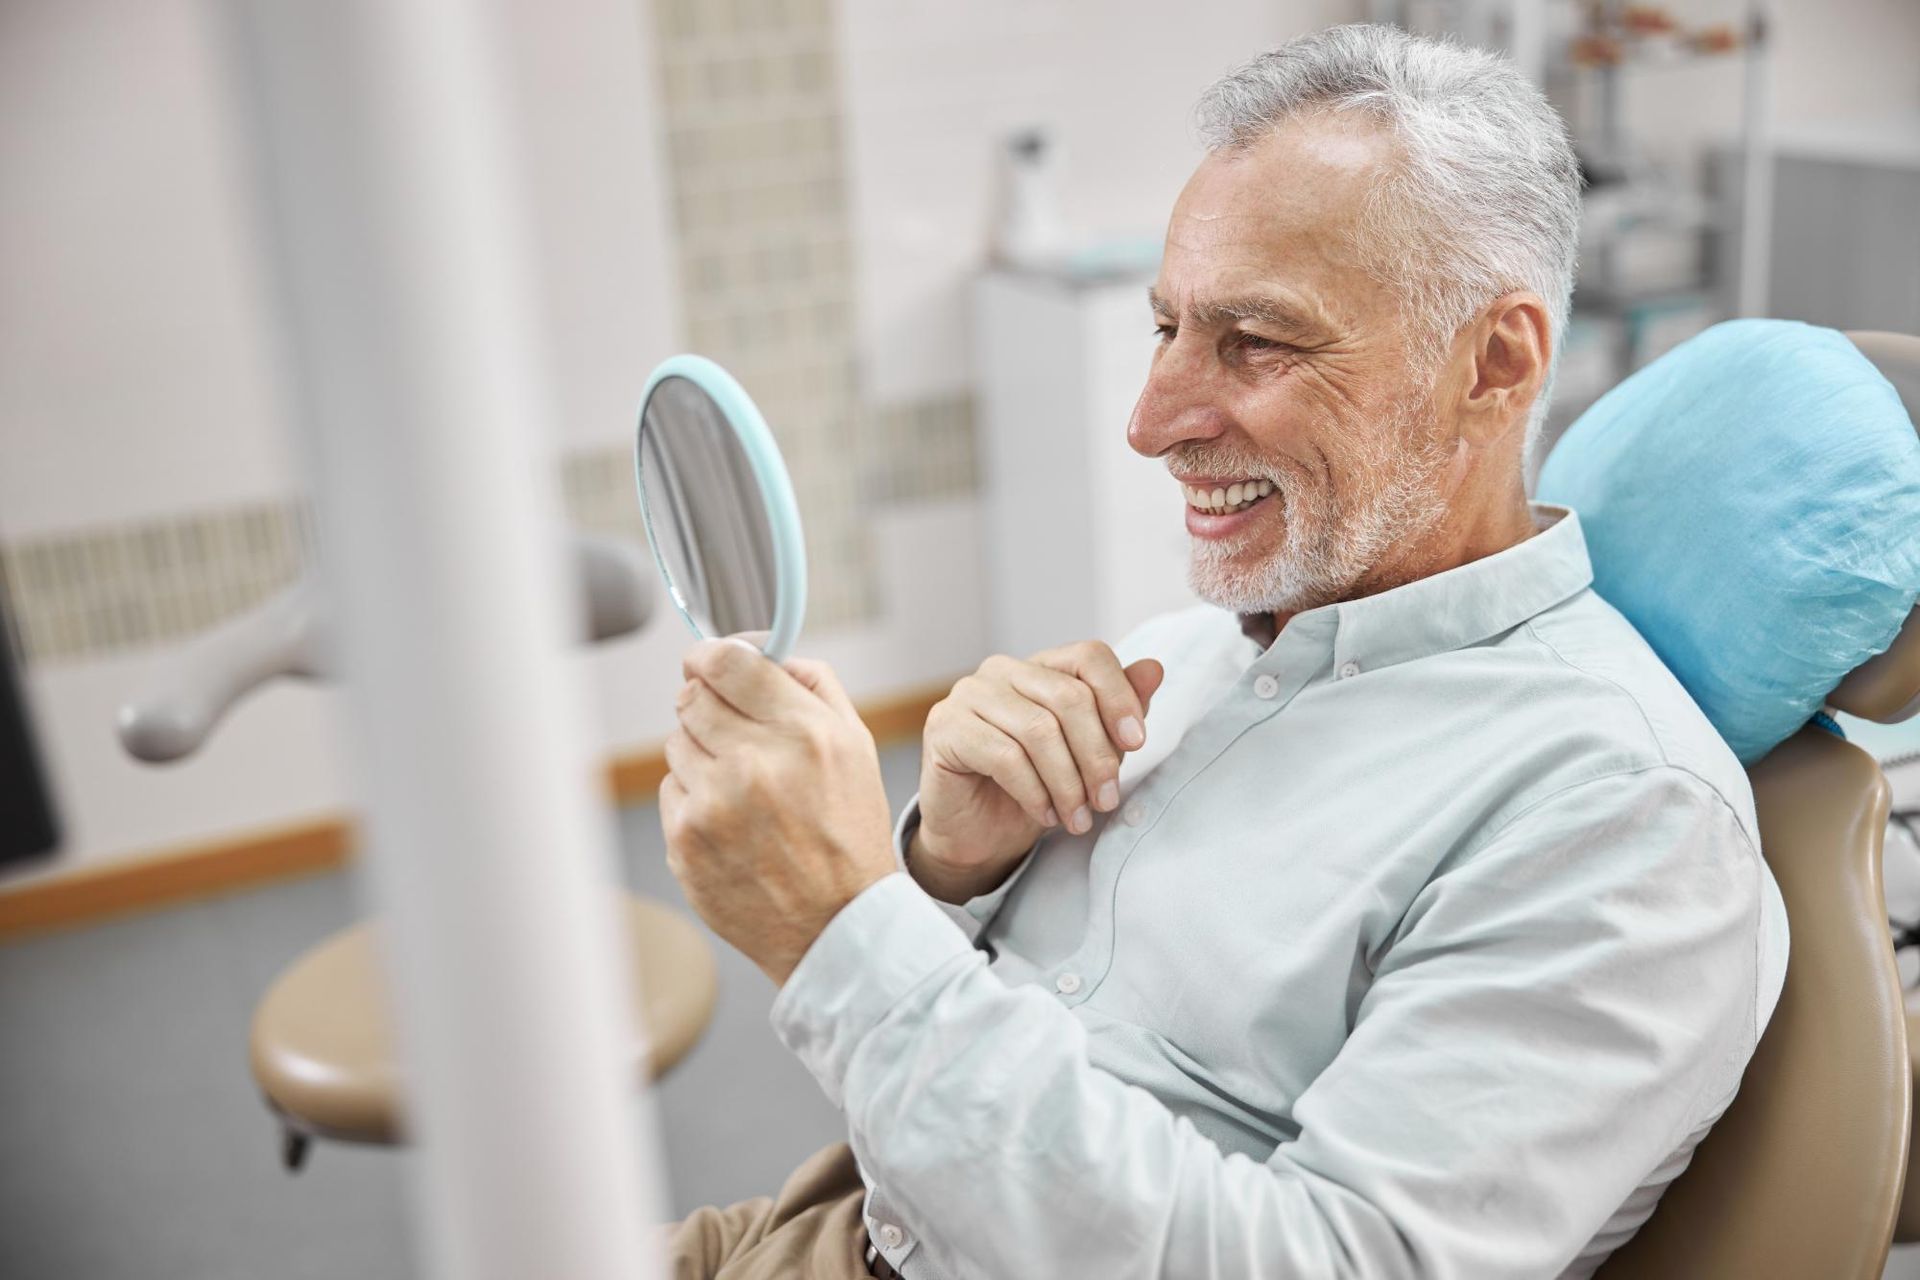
[{"xmin": 1146, "ymin": 287, "xmax": 1328, "ymax": 334}]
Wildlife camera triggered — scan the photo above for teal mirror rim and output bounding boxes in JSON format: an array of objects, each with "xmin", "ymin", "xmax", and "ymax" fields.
[{"xmin": 634, "ymin": 354, "xmax": 808, "ymax": 663}]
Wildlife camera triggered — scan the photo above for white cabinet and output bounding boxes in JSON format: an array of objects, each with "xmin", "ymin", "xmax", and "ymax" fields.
[{"xmin": 971, "ymin": 269, "xmax": 1199, "ymax": 658}]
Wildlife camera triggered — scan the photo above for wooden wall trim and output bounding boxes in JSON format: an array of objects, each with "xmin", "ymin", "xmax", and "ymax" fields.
[{"xmin": 0, "ymin": 678, "xmax": 950, "ymax": 942}]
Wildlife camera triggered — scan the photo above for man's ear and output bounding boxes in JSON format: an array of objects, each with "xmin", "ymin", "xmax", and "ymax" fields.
[{"xmin": 1458, "ymin": 292, "xmax": 1550, "ymax": 446}]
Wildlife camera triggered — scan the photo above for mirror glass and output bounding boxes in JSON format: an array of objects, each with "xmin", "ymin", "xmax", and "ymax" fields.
[{"xmin": 634, "ymin": 358, "xmax": 806, "ymax": 660}]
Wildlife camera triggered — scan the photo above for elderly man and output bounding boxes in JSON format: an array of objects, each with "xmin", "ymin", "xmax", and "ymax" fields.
[{"xmin": 657, "ymin": 23, "xmax": 1787, "ymax": 1280}]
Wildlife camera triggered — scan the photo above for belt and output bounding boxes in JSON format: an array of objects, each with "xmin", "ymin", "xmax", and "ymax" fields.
[{"xmin": 864, "ymin": 1235, "xmax": 904, "ymax": 1280}]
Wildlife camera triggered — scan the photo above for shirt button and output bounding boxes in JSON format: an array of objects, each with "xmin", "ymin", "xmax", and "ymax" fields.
[
  {"xmin": 878, "ymin": 1223, "xmax": 905, "ymax": 1249},
  {"xmin": 1121, "ymin": 801, "xmax": 1147, "ymax": 827},
  {"xmin": 1253, "ymin": 674, "xmax": 1279, "ymax": 698},
  {"xmin": 1055, "ymin": 971, "xmax": 1083, "ymax": 995},
  {"xmin": 1338, "ymin": 661, "xmax": 1361, "ymax": 680}
]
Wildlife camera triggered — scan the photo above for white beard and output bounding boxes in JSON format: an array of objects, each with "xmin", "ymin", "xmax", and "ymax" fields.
[{"xmin": 1181, "ymin": 395, "xmax": 1453, "ymax": 616}]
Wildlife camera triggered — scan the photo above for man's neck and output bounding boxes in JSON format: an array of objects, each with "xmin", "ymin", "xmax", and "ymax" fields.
[{"xmin": 1245, "ymin": 489, "xmax": 1537, "ymax": 649}]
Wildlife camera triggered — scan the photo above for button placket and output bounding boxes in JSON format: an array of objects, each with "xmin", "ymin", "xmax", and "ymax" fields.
[{"xmin": 1069, "ymin": 644, "xmax": 1315, "ymax": 1012}]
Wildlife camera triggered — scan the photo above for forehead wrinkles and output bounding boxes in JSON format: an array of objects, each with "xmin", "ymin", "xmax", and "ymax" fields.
[{"xmin": 1162, "ymin": 118, "xmax": 1400, "ymax": 324}]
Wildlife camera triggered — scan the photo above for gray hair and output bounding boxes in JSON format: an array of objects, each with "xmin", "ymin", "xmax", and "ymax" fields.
[{"xmin": 1196, "ymin": 24, "xmax": 1581, "ymax": 448}]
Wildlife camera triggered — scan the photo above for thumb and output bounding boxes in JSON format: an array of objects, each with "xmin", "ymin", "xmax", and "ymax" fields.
[{"xmin": 1124, "ymin": 658, "xmax": 1165, "ymax": 717}]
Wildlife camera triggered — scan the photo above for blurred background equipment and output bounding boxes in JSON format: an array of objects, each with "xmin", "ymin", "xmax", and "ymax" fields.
[
  {"xmin": 224, "ymin": 0, "xmax": 669, "ymax": 1276},
  {"xmin": 115, "ymin": 535, "xmax": 656, "ymax": 764},
  {"xmin": 0, "ymin": 590, "xmax": 60, "ymax": 866},
  {"xmin": 113, "ymin": 531, "xmax": 715, "ymax": 1174},
  {"xmin": 973, "ymin": 265, "xmax": 1196, "ymax": 658}
]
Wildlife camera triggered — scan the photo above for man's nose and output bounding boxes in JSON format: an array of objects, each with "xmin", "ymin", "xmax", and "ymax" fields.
[{"xmin": 1127, "ymin": 347, "xmax": 1230, "ymax": 459}]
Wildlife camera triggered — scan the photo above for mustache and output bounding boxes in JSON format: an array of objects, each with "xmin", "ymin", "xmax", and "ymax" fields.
[{"xmin": 1165, "ymin": 446, "xmax": 1288, "ymax": 487}]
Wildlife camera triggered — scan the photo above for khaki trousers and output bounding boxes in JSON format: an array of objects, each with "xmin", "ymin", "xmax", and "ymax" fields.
[{"xmin": 666, "ymin": 1143, "xmax": 871, "ymax": 1280}]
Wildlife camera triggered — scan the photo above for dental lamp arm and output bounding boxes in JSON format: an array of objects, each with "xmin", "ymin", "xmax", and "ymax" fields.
[{"xmin": 116, "ymin": 532, "xmax": 653, "ymax": 763}]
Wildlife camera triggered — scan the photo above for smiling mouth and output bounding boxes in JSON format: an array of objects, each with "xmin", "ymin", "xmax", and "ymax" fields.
[{"xmin": 1183, "ymin": 479, "xmax": 1274, "ymax": 515}]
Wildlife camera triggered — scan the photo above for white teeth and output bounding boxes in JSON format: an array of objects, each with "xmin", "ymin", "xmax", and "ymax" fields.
[{"xmin": 1182, "ymin": 479, "xmax": 1271, "ymax": 513}]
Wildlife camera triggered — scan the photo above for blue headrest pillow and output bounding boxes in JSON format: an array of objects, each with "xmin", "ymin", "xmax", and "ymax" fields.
[{"xmin": 1537, "ymin": 318, "xmax": 1920, "ymax": 764}]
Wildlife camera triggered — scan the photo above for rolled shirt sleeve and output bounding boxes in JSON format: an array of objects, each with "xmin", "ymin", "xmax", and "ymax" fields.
[{"xmin": 772, "ymin": 766, "xmax": 1769, "ymax": 1279}]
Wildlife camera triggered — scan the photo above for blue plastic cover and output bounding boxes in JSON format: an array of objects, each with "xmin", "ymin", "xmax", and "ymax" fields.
[{"xmin": 1537, "ymin": 318, "xmax": 1920, "ymax": 763}]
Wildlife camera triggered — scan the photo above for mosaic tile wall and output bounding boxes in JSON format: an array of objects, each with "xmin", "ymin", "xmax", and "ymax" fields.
[
  {"xmin": 652, "ymin": 0, "xmax": 875, "ymax": 627},
  {"xmin": 651, "ymin": 0, "xmax": 979, "ymax": 630},
  {"xmin": 1, "ymin": 0, "xmax": 981, "ymax": 666},
  {"xmin": 0, "ymin": 504, "xmax": 315, "ymax": 665}
]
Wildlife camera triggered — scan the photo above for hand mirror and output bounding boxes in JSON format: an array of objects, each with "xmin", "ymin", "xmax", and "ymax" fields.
[{"xmin": 634, "ymin": 355, "xmax": 807, "ymax": 661}]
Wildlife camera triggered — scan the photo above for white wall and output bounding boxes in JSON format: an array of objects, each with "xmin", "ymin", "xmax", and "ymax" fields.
[{"xmin": 0, "ymin": 0, "xmax": 295, "ymax": 539}]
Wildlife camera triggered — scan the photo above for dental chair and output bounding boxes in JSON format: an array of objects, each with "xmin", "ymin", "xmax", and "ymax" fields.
[
  {"xmin": 1589, "ymin": 331, "xmax": 1920, "ymax": 1279},
  {"xmin": 118, "ymin": 533, "xmax": 717, "ymax": 1169}
]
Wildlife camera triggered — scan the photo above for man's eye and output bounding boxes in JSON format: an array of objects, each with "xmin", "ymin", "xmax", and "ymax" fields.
[
  {"xmin": 1237, "ymin": 333, "xmax": 1287, "ymax": 352},
  {"xmin": 1152, "ymin": 323, "xmax": 1176, "ymax": 342}
]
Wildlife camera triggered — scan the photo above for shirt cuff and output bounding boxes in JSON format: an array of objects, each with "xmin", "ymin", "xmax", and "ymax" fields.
[
  {"xmin": 769, "ymin": 872, "xmax": 980, "ymax": 1107},
  {"xmin": 894, "ymin": 795, "xmax": 1040, "ymax": 937}
]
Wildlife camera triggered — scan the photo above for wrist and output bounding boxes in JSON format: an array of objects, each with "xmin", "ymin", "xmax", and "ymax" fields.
[{"xmin": 907, "ymin": 826, "xmax": 1015, "ymax": 904}]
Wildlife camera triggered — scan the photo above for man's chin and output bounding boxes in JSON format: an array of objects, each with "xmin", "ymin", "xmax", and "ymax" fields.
[
  {"xmin": 1187, "ymin": 545, "xmax": 1348, "ymax": 616},
  {"xmin": 1188, "ymin": 558, "xmax": 1286, "ymax": 615}
]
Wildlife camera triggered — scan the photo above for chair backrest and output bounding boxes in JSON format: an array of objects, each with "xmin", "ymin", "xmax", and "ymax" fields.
[{"xmin": 1594, "ymin": 331, "xmax": 1920, "ymax": 1279}]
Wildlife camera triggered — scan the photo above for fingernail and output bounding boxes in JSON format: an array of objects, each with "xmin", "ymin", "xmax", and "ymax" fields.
[
  {"xmin": 1097, "ymin": 780, "xmax": 1119, "ymax": 811},
  {"xmin": 1071, "ymin": 805, "xmax": 1091, "ymax": 833},
  {"xmin": 1118, "ymin": 716, "xmax": 1144, "ymax": 749},
  {"xmin": 1044, "ymin": 806, "xmax": 1059, "ymax": 826}
]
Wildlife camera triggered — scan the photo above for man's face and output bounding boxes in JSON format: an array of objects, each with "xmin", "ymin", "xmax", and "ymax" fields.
[{"xmin": 1129, "ymin": 113, "xmax": 1457, "ymax": 616}]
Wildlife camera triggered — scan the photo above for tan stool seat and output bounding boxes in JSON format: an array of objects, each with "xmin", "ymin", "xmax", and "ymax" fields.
[{"xmin": 250, "ymin": 893, "xmax": 717, "ymax": 1155}]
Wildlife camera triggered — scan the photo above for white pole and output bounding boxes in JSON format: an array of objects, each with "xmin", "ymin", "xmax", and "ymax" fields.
[
  {"xmin": 222, "ymin": 4, "xmax": 665, "ymax": 1279},
  {"xmin": 1737, "ymin": 0, "xmax": 1775, "ymax": 317}
]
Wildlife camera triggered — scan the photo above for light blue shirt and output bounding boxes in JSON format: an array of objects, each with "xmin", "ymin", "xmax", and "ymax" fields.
[{"xmin": 770, "ymin": 504, "xmax": 1788, "ymax": 1279}]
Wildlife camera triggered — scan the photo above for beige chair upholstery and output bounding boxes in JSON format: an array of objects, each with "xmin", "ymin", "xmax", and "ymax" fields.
[
  {"xmin": 1594, "ymin": 331, "xmax": 1920, "ymax": 1277},
  {"xmin": 250, "ymin": 893, "xmax": 717, "ymax": 1166}
]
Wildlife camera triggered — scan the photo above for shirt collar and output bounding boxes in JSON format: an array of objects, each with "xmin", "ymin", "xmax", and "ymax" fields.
[{"xmin": 1237, "ymin": 503, "xmax": 1593, "ymax": 675}]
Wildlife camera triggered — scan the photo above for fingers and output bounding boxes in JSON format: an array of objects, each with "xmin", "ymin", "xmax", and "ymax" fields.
[
  {"xmin": 662, "ymin": 726, "xmax": 714, "ymax": 785},
  {"xmin": 1032, "ymin": 640, "xmax": 1150, "ymax": 751},
  {"xmin": 929, "ymin": 701, "xmax": 1059, "ymax": 830},
  {"xmin": 919, "ymin": 642, "xmax": 1163, "ymax": 841},
  {"xmin": 682, "ymin": 637, "xmax": 807, "ymax": 722},
  {"xmin": 676, "ymin": 677, "xmax": 752, "ymax": 753},
  {"xmin": 781, "ymin": 656, "xmax": 861, "ymax": 724},
  {"xmin": 1004, "ymin": 663, "xmax": 1124, "ymax": 819},
  {"xmin": 970, "ymin": 679, "xmax": 1097, "ymax": 832},
  {"xmin": 1125, "ymin": 658, "xmax": 1165, "ymax": 717},
  {"xmin": 658, "ymin": 772, "xmax": 688, "ymax": 877}
]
